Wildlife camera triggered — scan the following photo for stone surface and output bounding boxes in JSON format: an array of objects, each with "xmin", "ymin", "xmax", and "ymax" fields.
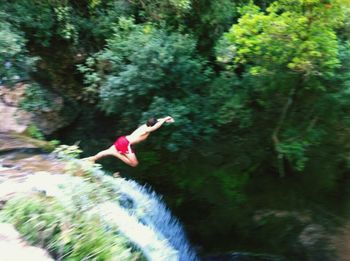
[
  {"xmin": 2, "ymin": 154, "xmax": 66, "ymax": 174},
  {"xmin": 0, "ymin": 132, "xmax": 66, "ymax": 200},
  {"xmin": 0, "ymin": 83, "xmax": 70, "ymax": 135},
  {"xmin": 0, "ymin": 154, "xmax": 66, "ymax": 201},
  {"xmin": 0, "ymin": 132, "xmax": 38, "ymax": 151}
]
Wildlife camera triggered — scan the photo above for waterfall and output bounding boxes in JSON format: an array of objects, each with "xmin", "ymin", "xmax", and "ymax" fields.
[
  {"xmin": 110, "ymin": 178, "xmax": 199, "ymax": 261},
  {"xmin": 93, "ymin": 168, "xmax": 200, "ymax": 261}
]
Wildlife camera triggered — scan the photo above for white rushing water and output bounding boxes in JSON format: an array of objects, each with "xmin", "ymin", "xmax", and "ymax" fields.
[{"xmin": 95, "ymin": 169, "xmax": 199, "ymax": 261}]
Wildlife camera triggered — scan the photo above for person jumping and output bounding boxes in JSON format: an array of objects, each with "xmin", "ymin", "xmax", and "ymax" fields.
[{"xmin": 86, "ymin": 116, "xmax": 174, "ymax": 167}]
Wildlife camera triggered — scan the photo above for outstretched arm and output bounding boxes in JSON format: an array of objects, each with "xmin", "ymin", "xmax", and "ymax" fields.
[{"xmin": 147, "ymin": 116, "xmax": 174, "ymax": 132}]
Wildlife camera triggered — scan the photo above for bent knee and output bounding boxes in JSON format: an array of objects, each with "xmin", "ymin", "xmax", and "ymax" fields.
[{"xmin": 130, "ymin": 161, "xmax": 139, "ymax": 167}]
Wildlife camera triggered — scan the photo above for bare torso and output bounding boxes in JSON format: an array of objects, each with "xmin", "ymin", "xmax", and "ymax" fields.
[{"xmin": 126, "ymin": 124, "xmax": 151, "ymax": 144}]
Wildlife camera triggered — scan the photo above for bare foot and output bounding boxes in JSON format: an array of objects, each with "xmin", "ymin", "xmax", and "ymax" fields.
[
  {"xmin": 82, "ymin": 157, "xmax": 95, "ymax": 163},
  {"xmin": 113, "ymin": 172, "xmax": 120, "ymax": 178}
]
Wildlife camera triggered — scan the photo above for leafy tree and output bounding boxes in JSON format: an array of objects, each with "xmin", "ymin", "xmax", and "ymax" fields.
[
  {"xmin": 0, "ymin": 12, "xmax": 37, "ymax": 85},
  {"xmin": 0, "ymin": 1, "xmax": 137, "ymax": 102},
  {"xmin": 0, "ymin": 1, "xmax": 57, "ymax": 47},
  {"xmin": 219, "ymin": 0, "xmax": 346, "ymax": 76},
  {"xmin": 79, "ymin": 18, "xmax": 214, "ymax": 152},
  {"xmin": 215, "ymin": 0, "xmax": 350, "ymax": 175},
  {"xmin": 19, "ymin": 83, "xmax": 55, "ymax": 112},
  {"xmin": 128, "ymin": 0, "xmax": 191, "ymax": 25},
  {"xmin": 185, "ymin": 0, "xmax": 240, "ymax": 55}
]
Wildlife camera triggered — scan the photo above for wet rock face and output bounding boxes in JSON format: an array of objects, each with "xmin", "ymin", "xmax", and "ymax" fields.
[
  {"xmin": 0, "ymin": 132, "xmax": 37, "ymax": 151},
  {"xmin": 0, "ymin": 83, "xmax": 71, "ymax": 135},
  {"xmin": 0, "ymin": 223, "xmax": 54, "ymax": 261},
  {"xmin": 0, "ymin": 84, "xmax": 31, "ymax": 133},
  {"xmin": 0, "ymin": 153, "xmax": 67, "ymax": 201},
  {"xmin": 0, "ymin": 132, "xmax": 66, "ymax": 200}
]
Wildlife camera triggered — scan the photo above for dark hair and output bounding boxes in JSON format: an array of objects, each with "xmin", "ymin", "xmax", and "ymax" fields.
[{"xmin": 146, "ymin": 117, "xmax": 158, "ymax": 127}]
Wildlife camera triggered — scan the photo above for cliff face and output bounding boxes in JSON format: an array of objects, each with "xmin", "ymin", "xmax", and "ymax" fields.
[
  {"xmin": 0, "ymin": 84, "xmax": 75, "ymax": 135},
  {"xmin": 0, "ymin": 84, "xmax": 32, "ymax": 133}
]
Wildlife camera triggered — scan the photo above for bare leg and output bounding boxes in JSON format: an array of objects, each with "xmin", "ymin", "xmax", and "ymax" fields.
[
  {"xmin": 110, "ymin": 148, "xmax": 139, "ymax": 167},
  {"xmin": 88, "ymin": 147, "xmax": 115, "ymax": 162},
  {"xmin": 89, "ymin": 146, "xmax": 139, "ymax": 167}
]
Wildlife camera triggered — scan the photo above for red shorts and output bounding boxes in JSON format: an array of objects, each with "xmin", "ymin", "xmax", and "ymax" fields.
[{"xmin": 114, "ymin": 136, "xmax": 134, "ymax": 154}]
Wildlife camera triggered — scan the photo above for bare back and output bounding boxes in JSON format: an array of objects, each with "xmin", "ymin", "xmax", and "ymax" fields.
[
  {"xmin": 126, "ymin": 124, "xmax": 151, "ymax": 144},
  {"xmin": 125, "ymin": 117, "xmax": 173, "ymax": 145}
]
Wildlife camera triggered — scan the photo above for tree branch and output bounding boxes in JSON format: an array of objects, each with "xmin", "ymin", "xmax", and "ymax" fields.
[{"xmin": 272, "ymin": 86, "xmax": 297, "ymax": 176}]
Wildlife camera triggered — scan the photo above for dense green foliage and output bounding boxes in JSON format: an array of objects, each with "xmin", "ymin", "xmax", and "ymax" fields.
[
  {"xmin": 216, "ymin": 0, "xmax": 350, "ymax": 175},
  {"xmin": 78, "ymin": 17, "xmax": 213, "ymax": 151},
  {"xmin": 0, "ymin": 12, "xmax": 37, "ymax": 85},
  {"xmin": 19, "ymin": 83, "xmax": 55, "ymax": 112},
  {"xmin": 1, "ymin": 0, "xmax": 350, "ymax": 257}
]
